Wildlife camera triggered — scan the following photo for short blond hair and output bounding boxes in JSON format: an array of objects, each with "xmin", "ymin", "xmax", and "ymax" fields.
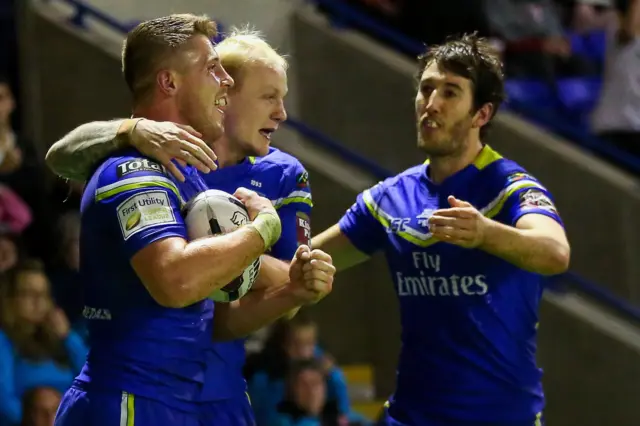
[
  {"xmin": 122, "ymin": 13, "xmax": 218, "ymax": 102},
  {"xmin": 215, "ymin": 26, "xmax": 288, "ymax": 87}
]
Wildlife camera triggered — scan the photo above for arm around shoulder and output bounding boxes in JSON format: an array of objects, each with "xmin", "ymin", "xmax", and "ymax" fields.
[{"xmin": 45, "ymin": 119, "xmax": 129, "ymax": 181}]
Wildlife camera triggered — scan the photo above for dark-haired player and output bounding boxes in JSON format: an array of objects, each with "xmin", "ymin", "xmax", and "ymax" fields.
[{"xmin": 312, "ymin": 34, "xmax": 570, "ymax": 426}]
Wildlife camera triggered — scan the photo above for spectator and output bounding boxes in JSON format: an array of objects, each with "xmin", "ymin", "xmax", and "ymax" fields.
[
  {"xmin": 0, "ymin": 184, "xmax": 31, "ymax": 235},
  {"xmin": 0, "ymin": 76, "xmax": 53, "ymax": 263},
  {"xmin": 484, "ymin": 0, "xmax": 597, "ymax": 81},
  {"xmin": 19, "ymin": 387, "xmax": 60, "ymax": 426},
  {"xmin": 0, "ymin": 232, "xmax": 21, "ymax": 275},
  {"xmin": 271, "ymin": 359, "xmax": 364, "ymax": 426},
  {"xmin": 591, "ymin": 0, "xmax": 640, "ymax": 159},
  {"xmin": 247, "ymin": 316, "xmax": 354, "ymax": 426},
  {"xmin": 47, "ymin": 211, "xmax": 84, "ymax": 332},
  {"xmin": 0, "ymin": 260, "xmax": 87, "ymax": 426}
]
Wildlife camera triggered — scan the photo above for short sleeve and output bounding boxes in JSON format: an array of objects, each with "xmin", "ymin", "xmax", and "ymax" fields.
[
  {"xmin": 338, "ymin": 182, "xmax": 388, "ymax": 255},
  {"xmin": 94, "ymin": 157, "xmax": 188, "ymax": 259},
  {"xmin": 499, "ymin": 172, "xmax": 564, "ymax": 227},
  {"xmin": 271, "ymin": 163, "xmax": 313, "ymax": 260}
]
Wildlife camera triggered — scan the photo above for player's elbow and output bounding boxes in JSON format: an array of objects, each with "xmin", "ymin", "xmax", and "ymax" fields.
[
  {"xmin": 148, "ymin": 272, "xmax": 199, "ymax": 308},
  {"xmin": 541, "ymin": 242, "xmax": 571, "ymax": 276}
]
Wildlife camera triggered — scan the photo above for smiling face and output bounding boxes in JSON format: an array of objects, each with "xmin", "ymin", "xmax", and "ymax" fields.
[
  {"xmin": 173, "ymin": 35, "xmax": 234, "ymax": 143},
  {"xmin": 223, "ymin": 62, "xmax": 288, "ymax": 157}
]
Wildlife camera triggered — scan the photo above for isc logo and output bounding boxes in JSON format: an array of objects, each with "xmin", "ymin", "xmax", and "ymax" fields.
[
  {"xmin": 117, "ymin": 159, "xmax": 164, "ymax": 178},
  {"xmin": 389, "ymin": 218, "xmax": 410, "ymax": 233}
]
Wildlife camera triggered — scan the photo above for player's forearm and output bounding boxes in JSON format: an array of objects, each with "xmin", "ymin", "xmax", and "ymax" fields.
[
  {"xmin": 311, "ymin": 224, "xmax": 369, "ymax": 272},
  {"xmin": 212, "ymin": 284, "xmax": 300, "ymax": 341},
  {"xmin": 165, "ymin": 227, "xmax": 266, "ymax": 306},
  {"xmin": 45, "ymin": 119, "xmax": 128, "ymax": 181},
  {"xmin": 480, "ymin": 220, "xmax": 570, "ymax": 276}
]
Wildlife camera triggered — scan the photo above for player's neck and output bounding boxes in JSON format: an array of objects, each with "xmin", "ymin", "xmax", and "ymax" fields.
[
  {"xmin": 132, "ymin": 102, "xmax": 189, "ymax": 130},
  {"xmin": 210, "ymin": 135, "xmax": 245, "ymax": 168},
  {"xmin": 429, "ymin": 139, "xmax": 484, "ymax": 184}
]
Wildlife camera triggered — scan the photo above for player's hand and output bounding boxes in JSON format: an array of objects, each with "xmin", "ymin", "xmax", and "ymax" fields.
[
  {"xmin": 288, "ymin": 245, "xmax": 335, "ymax": 305},
  {"xmin": 428, "ymin": 196, "xmax": 490, "ymax": 248},
  {"xmin": 128, "ymin": 119, "xmax": 217, "ymax": 182},
  {"xmin": 233, "ymin": 187, "xmax": 277, "ymax": 221}
]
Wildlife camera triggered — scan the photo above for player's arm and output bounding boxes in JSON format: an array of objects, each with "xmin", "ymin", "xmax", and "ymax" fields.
[
  {"xmin": 430, "ymin": 180, "xmax": 570, "ymax": 275},
  {"xmin": 312, "ymin": 183, "xmax": 388, "ymax": 272},
  {"xmin": 480, "ymin": 213, "xmax": 570, "ymax": 276},
  {"xmin": 212, "ymin": 248, "xmax": 335, "ymax": 340},
  {"xmin": 45, "ymin": 118, "xmax": 216, "ymax": 182}
]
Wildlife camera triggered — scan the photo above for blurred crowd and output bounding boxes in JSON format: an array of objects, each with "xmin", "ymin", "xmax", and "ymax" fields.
[
  {"xmin": 0, "ymin": 74, "xmax": 89, "ymax": 426},
  {"xmin": 341, "ymin": 0, "xmax": 640, "ymax": 167}
]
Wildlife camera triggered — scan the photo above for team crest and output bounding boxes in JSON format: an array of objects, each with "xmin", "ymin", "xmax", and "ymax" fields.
[
  {"xmin": 296, "ymin": 171, "xmax": 310, "ymax": 188},
  {"xmin": 230, "ymin": 211, "xmax": 249, "ymax": 227}
]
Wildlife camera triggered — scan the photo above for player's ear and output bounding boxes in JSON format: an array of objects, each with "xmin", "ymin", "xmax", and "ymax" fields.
[
  {"xmin": 157, "ymin": 70, "xmax": 180, "ymax": 96},
  {"xmin": 471, "ymin": 103, "xmax": 493, "ymax": 130}
]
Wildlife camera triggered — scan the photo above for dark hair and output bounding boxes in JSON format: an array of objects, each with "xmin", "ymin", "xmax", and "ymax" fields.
[
  {"xmin": 121, "ymin": 13, "xmax": 218, "ymax": 103},
  {"xmin": 416, "ymin": 33, "xmax": 505, "ymax": 137},
  {"xmin": 0, "ymin": 259, "xmax": 70, "ymax": 365}
]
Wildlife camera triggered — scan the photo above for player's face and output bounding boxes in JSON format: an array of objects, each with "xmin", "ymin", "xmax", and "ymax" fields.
[
  {"xmin": 15, "ymin": 271, "xmax": 51, "ymax": 324},
  {"xmin": 285, "ymin": 325, "xmax": 317, "ymax": 360},
  {"xmin": 291, "ymin": 369, "xmax": 326, "ymax": 415},
  {"xmin": 175, "ymin": 35, "xmax": 233, "ymax": 143},
  {"xmin": 224, "ymin": 63, "xmax": 288, "ymax": 157},
  {"xmin": 415, "ymin": 62, "xmax": 476, "ymax": 157}
]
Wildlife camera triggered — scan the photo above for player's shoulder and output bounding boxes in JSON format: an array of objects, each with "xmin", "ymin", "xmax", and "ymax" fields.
[
  {"xmin": 252, "ymin": 147, "xmax": 307, "ymax": 175},
  {"xmin": 91, "ymin": 150, "xmax": 179, "ymax": 202},
  {"xmin": 372, "ymin": 163, "xmax": 423, "ymax": 193},
  {"xmin": 480, "ymin": 147, "xmax": 544, "ymax": 187},
  {"xmin": 254, "ymin": 147, "xmax": 310, "ymax": 192}
]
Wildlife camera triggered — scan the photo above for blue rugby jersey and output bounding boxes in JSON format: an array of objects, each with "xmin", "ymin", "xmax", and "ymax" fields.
[
  {"xmin": 198, "ymin": 147, "xmax": 313, "ymax": 401},
  {"xmin": 76, "ymin": 150, "xmax": 213, "ymax": 413},
  {"xmin": 338, "ymin": 145, "xmax": 562, "ymax": 425}
]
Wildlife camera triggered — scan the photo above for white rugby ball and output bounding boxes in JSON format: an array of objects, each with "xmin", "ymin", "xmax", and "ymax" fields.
[{"xmin": 183, "ymin": 189, "xmax": 261, "ymax": 303}]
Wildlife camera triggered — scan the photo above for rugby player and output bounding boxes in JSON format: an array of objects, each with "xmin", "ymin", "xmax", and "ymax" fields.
[
  {"xmin": 49, "ymin": 15, "xmax": 334, "ymax": 426},
  {"xmin": 311, "ymin": 34, "xmax": 571, "ymax": 426},
  {"xmin": 46, "ymin": 28, "xmax": 320, "ymax": 425}
]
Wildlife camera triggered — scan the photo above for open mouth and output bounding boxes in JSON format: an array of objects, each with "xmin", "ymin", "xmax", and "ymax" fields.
[
  {"xmin": 421, "ymin": 118, "xmax": 440, "ymax": 131},
  {"xmin": 259, "ymin": 128, "xmax": 275, "ymax": 141},
  {"xmin": 214, "ymin": 96, "xmax": 228, "ymax": 112}
]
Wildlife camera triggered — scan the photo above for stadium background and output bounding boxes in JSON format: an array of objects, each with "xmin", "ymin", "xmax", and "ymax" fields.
[{"xmin": 1, "ymin": 0, "xmax": 639, "ymax": 425}]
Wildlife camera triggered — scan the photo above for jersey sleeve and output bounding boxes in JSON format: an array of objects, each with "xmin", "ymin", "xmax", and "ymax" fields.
[
  {"xmin": 498, "ymin": 172, "xmax": 564, "ymax": 227},
  {"xmin": 94, "ymin": 157, "xmax": 188, "ymax": 259},
  {"xmin": 338, "ymin": 181, "xmax": 388, "ymax": 255},
  {"xmin": 270, "ymin": 163, "xmax": 313, "ymax": 260}
]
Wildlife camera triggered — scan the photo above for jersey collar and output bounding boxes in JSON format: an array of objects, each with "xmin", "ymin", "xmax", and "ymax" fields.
[{"xmin": 422, "ymin": 144, "xmax": 502, "ymax": 186}]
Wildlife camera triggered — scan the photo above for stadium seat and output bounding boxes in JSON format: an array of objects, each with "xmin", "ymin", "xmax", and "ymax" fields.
[
  {"xmin": 504, "ymin": 79, "xmax": 556, "ymax": 109},
  {"xmin": 556, "ymin": 77, "xmax": 602, "ymax": 119}
]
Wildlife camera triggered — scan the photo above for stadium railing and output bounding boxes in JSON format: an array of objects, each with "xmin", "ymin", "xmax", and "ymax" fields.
[
  {"xmin": 308, "ymin": 0, "xmax": 640, "ymax": 174},
  {"xmin": 45, "ymin": 0, "xmax": 640, "ymax": 323}
]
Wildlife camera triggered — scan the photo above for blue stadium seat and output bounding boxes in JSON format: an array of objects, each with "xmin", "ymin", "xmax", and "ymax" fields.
[
  {"xmin": 504, "ymin": 79, "xmax": 556, "ymax": 109},
  {"xmin": 556, "ymin": 77, "xmax": 602, "ymax": 115}
]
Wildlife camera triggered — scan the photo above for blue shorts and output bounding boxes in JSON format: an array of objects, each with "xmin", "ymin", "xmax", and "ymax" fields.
[
  {"xmin": 54, "ymin": 387, "xmax": 200, "ymax": 426},
  {"xmin": 377, "ymin": 404, "xmax": 545, "ymax": 426},
  {"xmin": 199, "ymin": 392, "xmax": 255, "ymax": 426}
]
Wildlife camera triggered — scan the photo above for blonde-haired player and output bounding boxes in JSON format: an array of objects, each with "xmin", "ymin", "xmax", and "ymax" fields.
[{"xmin": 46, "ymin": 27, "xmax": 320, "ymax": 425}]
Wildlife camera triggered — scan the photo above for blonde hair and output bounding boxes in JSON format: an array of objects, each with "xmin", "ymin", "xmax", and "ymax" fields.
[
  {"xmin": 215, "ymin": 26, "xmax": 288, "ymax": 87},
  {"xmin": 122, "ymin": 13, "xmax": 218, "ymax": 102}
]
